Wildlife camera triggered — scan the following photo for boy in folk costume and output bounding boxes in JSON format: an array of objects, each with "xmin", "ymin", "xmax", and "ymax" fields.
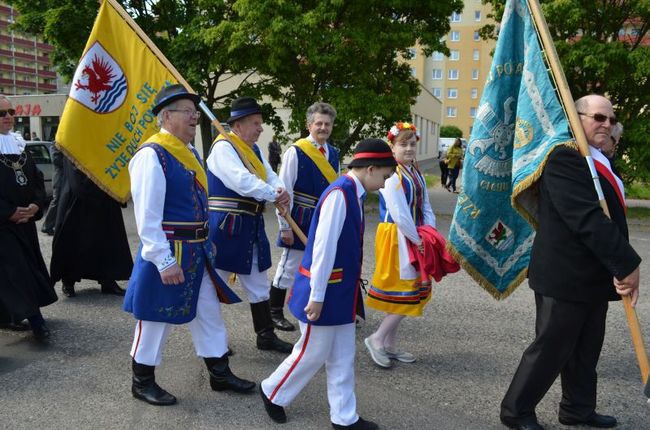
[
  {"xmin": 260, "ymin": 139, "xmax": 397, "ymax": 430},
  {"xmin": 364, "ymin": 123, "xmax": 458, "ymax": 368},
  {"xmin": 271, "ymin": 102, "xmax": 340, "ymax": 331}
]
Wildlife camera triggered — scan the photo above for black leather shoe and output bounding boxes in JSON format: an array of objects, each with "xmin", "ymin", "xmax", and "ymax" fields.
[
  {"xmin": 500, "ymin": 416, "xmax": 545, "ymax": 430},
  {"xmin": 257, "ymin": 332, "xmax": 293, "ymax": 353},
  {"xmin": 332, "ymin": 417, "xmax": 379, "ymax": 430},
  {"xmin": 204, "ymin": 357, "xmax": 255, "ymax": 393},
  {"xmin": 260, "ymin": 386, "xmax": 287, "ymax": 423},
  {"xmin": 131, "ymin": 361, "xmax": 176, "ymax": 406},
  {"xmin": 270, "ymin": 308, "xmax": 296, "ymax": 331},
  {"xmin": 32, "ymin": 323, "xmax": 51, "ymax": 341},
  {"xmin": 0, "ymin": 320, "xmax": 31, "ymax": 331},
  {"xmin": 100, "ymin": 280, "xmax": 126, "ymax": 296},
  {"xmin": 62, "ymin": 281, "xmax": 76, "ymax": 298},
  {"xmin": 559, "ymin": 413, "xmax": 617, "ymax": 428}
]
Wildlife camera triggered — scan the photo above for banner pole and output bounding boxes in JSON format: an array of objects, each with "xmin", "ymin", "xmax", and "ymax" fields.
[{"xmin": 526, "ymin": 0, "xmax": 649, "ymax": 390}]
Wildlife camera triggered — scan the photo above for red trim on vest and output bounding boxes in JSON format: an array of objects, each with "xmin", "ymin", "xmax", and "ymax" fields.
[
  {"xmin": 594, "ymin": 160, "xmax": 626, "ymax": 214},
  {"xmin": 269, "ymin": 324, "xmax": 311, "ymax": 402}
]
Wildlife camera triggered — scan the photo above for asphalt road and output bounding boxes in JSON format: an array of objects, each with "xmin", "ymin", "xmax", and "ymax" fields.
[{"xmin": 1, "ymin": 186, "xmax": 649, "ymax": 429}]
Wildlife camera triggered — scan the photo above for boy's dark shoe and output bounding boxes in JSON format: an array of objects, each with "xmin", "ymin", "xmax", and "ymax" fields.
[
  {"xmin": 559, "ymin": 413, "xmax": 617, "ymax": 428},
  {"xmin": 260, "ymin": 386, "xmax": 286, "ymax": 423},
  {"xmin": 332, "ymin": 417, "xmax": 379, "ymax": 430},
  {"xmin": 500, "ymin": 416, "xmax": 545, "ymax": 430}
]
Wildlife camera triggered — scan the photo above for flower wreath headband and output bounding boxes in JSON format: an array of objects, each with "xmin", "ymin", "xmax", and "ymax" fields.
[{"xmin": 386, "ymin": 121, "xmax": 421, "ymax": 143}]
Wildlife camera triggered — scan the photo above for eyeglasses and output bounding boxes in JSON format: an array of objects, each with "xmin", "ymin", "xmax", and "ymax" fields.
[
  {"xmin": 577, "ymin": 112, "xmax": 617, "ymax": 125},
  {"xmin": 167, "ymin": 108, "xmax": 201, "ymax": 118},
  {"xmin": 0, "ymin": 109, "xmax": 16, "ymax": 117}
]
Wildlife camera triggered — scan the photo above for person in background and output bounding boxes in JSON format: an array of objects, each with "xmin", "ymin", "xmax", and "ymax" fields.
[
  {"xmin": 40, "ymin": 143, "xmax": 64, "ymax": 236},
  {"xmin": 31, "ymin": 132, "xmax": 40, "ymax": 141},
  {"xmin": 445, "ymin": 138, "xmax": 463, "ymax": 193}
]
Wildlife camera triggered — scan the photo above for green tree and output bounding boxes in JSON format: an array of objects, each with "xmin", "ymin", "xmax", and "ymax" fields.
[
  {"xmin": 218, "ymin": 0, "xmax": 463, "ymax": 155},
  {"xmin": 481, "ymin": 0, "xmax": 650, "ymax": 183},
  {"xmin": 440, "ymin": 125, "xmax": 463, "ymax": 138}
]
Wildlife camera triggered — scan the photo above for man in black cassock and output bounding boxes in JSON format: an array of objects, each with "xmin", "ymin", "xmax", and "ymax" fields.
[
  {"xmin": 0, "ymin": 95, "xmax": 57, "ymax": 340},
  {"xmin": 49, "ymin": 155, "xmax": 133, "ymax": 297}
]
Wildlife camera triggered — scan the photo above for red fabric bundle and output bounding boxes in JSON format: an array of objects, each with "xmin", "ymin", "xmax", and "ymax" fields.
[{"xmin": 407, "ymin": 225, "xmax": 460, "ymax": 282}]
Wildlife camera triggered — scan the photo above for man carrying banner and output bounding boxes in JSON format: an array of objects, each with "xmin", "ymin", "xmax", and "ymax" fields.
[
  {"xmin": 500, "ymin": 94, "xmax": 641, "ymax": 430},
  {"xmin": 207, "ymin": 96, "xmax": 293, "ymax": 353},
  {"xmin": 270, "ymin": 102, "xmax": 340, "ymax": 331},
  {"xmin": 124, "ymin": 85, "xmax": 255, "ymax": 406}
]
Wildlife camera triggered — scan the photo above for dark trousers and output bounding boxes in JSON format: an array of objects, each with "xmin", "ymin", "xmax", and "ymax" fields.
[
  {"xmin": 500, "ymin": 293, "xmax": 608, "ymax": 422},
  {"xmin": 42, "ymin": 165, "xmax": 63, "ymax": 231},
  {"xmin": 446, "ymin": 167, "xmax": 460, "ymax": 191},
  {"xmin": 439, "ymin": 160, "xmax": 449, "ymax": 186}
]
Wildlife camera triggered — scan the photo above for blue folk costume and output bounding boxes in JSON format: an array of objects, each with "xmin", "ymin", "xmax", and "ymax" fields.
[
  {"xmin": 288, "ymin": 175, "xmax": 365, "ymax": 326},
  {"xmin": 207, "ymin": 138, "xmax": 272, "ymax": 274},
  {"xmin": 124, "ymin": 133, "xmax": 240, "ymax": 324},
  {"xmin": 276, "ymin": 139, "xmax": 339, "ymax": 251}
]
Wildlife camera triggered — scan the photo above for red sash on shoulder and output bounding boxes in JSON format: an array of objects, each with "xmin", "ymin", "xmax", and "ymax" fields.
[{"xmin": 593, "ymin": 160, "xmax": 626, "ymax": 214}]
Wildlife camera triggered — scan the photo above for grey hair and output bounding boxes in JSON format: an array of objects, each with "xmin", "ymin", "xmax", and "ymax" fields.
[
  {"xmin": 611, "ymin": 122, "xmax": 624, "ymax": 141},
  {"xmin": 156, "ymin": 101, "xmax": 178, "ymax": 127},
  {"xmin": 306, "ymin": 102, "xmax": 337, "ymax": 124},
  {"xmin": 574, "ymin": 96, "xmax": 589, "ymax": 113}
]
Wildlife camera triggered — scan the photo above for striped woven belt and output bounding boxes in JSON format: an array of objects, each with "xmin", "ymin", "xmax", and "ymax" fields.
[
  {"xmin": 293, "ymin": 191, "xmax": 318, "ymax": 209},
  {"xmin": 208, "ymin": 197, "xmax": 265, "ymax": 216},
  {"xmin": 298, "ymin": 265, "xmax": 343, "ymax": 284},
  {"xmin": 162, "ymin": 220, "xmax": 209, "ymax": 241}
]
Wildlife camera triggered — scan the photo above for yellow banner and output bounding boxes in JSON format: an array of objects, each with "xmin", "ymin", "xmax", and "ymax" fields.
[{"xmin": 56, "ymin": 0, "xmax": 179, "ymax": 203}]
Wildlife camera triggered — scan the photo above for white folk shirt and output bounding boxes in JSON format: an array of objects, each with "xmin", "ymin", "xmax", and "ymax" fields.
[
  {"xmin": 0, "ymin": 132, "xmax": 26, "ymax": 154},
  {"xmin": 379, "ymin": 166, "xmax": 436, "ymax": 280},
  {"xmin": 128, "ymin": 128, "xmax": 185, "ymax": 273},
  {"xmin": 309, "ymin": 172, "xmax": 365, "ymax": 303},
  {"xmin": 276, "ymin": 134, "xmax": 338, "ymax": 231},
  {"xmin": 207, "ymin": 134, "xmax": 284, "ymax": 203}
]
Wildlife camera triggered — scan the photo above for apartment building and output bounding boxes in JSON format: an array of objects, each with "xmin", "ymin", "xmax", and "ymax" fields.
[{"xmin": 407, "ymin": 1, "xmax": 495, "ymax": 138}]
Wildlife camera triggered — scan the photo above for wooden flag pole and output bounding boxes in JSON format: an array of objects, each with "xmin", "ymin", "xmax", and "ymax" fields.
[
  {"xmin": 526, "ymin": 0, "xmax": 649, "ymax": 391},
  {"xmin": 103, "ymin": 0, "xmax": 307, "ymax": 246}
]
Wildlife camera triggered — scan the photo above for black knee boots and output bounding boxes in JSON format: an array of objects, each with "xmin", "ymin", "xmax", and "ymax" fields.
[
  {"xmin": 131, "ymin": 360, "xmax": 177, "ymax": 406},
  {"xmin": 250, "ymin": 301, "xmax": 293, "ymax": 353},
  {"xmin": 269, "ymin": 285, "xmax": 296, "ymax": 331},
  {"xmin": 204, "ymin": 356, "xmax": 256, "ymax": 393}
]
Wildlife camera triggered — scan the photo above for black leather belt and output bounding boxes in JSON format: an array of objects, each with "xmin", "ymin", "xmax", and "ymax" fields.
[{"xmin": 162, "ymin": 221, "xmax": 209, "ymax": 241}]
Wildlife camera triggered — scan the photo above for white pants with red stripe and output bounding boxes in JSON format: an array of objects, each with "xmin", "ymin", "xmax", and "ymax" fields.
[
  {"xmin": 130, "ymin": 268, "xmax": 229, "ymax": 366},
  {"xmin": 217, "ymin": 248, "xmax": 270, "ymax": 303},
  {"xmin": 272, "ymin": 248, "xmax": 304, "ymax": 290},
  {"xmin": 261, "ymin": 321, "xmax": 358, "ymax": 426}
]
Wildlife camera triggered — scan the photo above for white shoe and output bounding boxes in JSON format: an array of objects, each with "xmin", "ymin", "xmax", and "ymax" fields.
[
  {"xmin": 364, "ymin": 337, "xmax": 392, "ymax": 368},
  {"xmin": 385, "ymin": 349, "xmax": 416, "ymax": 363}
]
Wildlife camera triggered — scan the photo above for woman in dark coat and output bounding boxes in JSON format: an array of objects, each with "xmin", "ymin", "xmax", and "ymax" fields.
[{"xmin": 0, "ymin": 96, "xmax": 57, "ymax": 340}]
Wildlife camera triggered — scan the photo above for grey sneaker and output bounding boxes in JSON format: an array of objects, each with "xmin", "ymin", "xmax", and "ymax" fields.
[
  {"xmin": 364, "ymin": 337, "xmax": 392, "ymax": 368},
  {"xmin": 385, "ymin": 349, "xmax": 416, "ymax": 363}
]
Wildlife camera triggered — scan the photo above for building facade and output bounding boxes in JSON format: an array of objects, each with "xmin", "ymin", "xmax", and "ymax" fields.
[{"xmin": 407, "ymin": 1, "xmax": 495, "ymax": 139}]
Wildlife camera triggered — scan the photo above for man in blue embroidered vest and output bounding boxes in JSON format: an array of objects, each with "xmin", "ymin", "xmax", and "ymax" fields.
[
  {"xmin": 124, "ymin": 85, "xmax": 256, "ymax": 406},
  {"xmin": 271, "ymin": 102, "xmax": 340, "ymax": 331},
  {"xmin": 260, "ymin": 139, "xmax": 396, "ymax": 429},
  {"xmin": 207, "ymin": 96, "xmax": 293, "ymax": 353}
]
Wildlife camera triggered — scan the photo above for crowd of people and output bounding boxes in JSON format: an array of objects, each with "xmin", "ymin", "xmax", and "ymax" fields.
[{"xmin": 0, "ymin": 90, "xmax": 641, "ymax": 430}]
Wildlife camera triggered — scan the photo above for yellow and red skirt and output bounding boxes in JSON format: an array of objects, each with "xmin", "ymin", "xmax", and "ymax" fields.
[{"xmin": 366, "ymin": 223, "xmax": 432, "ymax": 317}]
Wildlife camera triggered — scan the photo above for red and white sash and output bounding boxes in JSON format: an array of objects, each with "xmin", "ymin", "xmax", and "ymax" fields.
[{"xmin": 589, "ymin": 146, "xmax": 626, "ymax": 213}]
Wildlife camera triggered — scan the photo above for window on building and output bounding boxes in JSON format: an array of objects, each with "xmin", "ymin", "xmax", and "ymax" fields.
[
  {"xmin": 408, "ymin": 48, "xmax": 417, "ymax": 59},
  {"xmin": 449, "ymin": 50, "xmax": 460, "ymax": 61},
  {"xmin": 432, "ymin": 51, "xmax": 445, "ymax": 61},
  {"xmin": 474, "ymin": 31, "xmax": 480, "ymax": 41},
  {"xmin": 447, "ymin": 88, "xmax": 458, "ymax": 99},
  {"xmin": 451, "ymin": 31, "xmax": 460, "ymax": 42},
  {"xmin": 472, "ymin": 69, "xmax": 479, "ymax": 80},
  {"xmin": 432, "ymin": 87, "xmax": 442, "ymax": 98},
  {"xmin": 451, "ymin": 12, "xmax": 461, "ymax": 22},
  {"xmin": 411, "ymin": 67, "xmax": 416, "ymax": 77},
  {"xmin": 471, "ymin": 88, "xmax": 479, "ymax": 99},
  {"xmin": 448, "ymin": 69, "xmax": 459, "ymax": 80},
  {"xmin": 473, "ymin": 49, "xmax": 480, "ymax": 61},
  {"xmin": 470, "ymin": 107, "xmax": 477, "ymax": 118},
  {"xmin": 432, "ymin": 69, "xmax": 443, "ymax": 80},
  {"xmin": 447, "ymin": 107, "xmax": 457, "ymax": 118},
  {"xmin": 475, "ymin": 10, "xmax": 482, "ymax": 21}
]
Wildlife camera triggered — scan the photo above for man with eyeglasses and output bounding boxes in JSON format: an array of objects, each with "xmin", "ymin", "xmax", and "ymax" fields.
[
  {"xmin": 206, "ymin": 96, "xmax": 293, "ymax": 354},
  {"xmin": 123, "ymin": 84, "xmax": 255, "ymax": 406},
  {"xmin": 500, "ymin": 94, "xmax": 641, "ymax": 430}
]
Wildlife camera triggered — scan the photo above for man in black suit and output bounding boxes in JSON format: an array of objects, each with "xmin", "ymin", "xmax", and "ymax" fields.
[{"xmin": 500, "ymin": 94, "xmax": 641, "ymax": 430}]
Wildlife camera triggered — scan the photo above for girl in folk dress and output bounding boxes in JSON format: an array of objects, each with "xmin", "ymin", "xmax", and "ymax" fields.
[{"xmin": 364, "ymin": 122, "xmax": 436, "ymax": 368}]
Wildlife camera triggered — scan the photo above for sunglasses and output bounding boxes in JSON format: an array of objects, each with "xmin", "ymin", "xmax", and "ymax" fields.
[
  {"xmin": 577, "ymin": 111, "xmax": 617, "ymax": 125},
  {"xmin": 0, "ymin": 109, "xmax": 16, "ymax": 117}
]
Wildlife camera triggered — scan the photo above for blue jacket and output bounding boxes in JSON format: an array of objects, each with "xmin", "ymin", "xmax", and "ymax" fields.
[
  {"xmin": 289, "ymin": 175, "xmax": 365, "ymax": 325},
  {"xmin": 124, "ymin": 142, "xmax": 240, "ymax": 324}
]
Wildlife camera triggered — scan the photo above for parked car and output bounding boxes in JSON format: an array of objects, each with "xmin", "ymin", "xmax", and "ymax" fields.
[
  {"xmin": 438, "ymin": 137, "xmax": 467, "ymax": 159},
  {"xmin": 25, "ymin": 141, "xmax": 54, "ymax": 200}
]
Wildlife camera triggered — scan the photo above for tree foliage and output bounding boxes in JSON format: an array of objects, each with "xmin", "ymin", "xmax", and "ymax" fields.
[
  {"xmin": 481, "ymin": 0, "xmax": 650, "ymax": 183},
  {"xmin": 7, "ymin": 0, "xmax": 463, "ymax": 156},
  {"xmin": 440, "ymin": 125, "xmax": 463, "ymax": 138}
]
